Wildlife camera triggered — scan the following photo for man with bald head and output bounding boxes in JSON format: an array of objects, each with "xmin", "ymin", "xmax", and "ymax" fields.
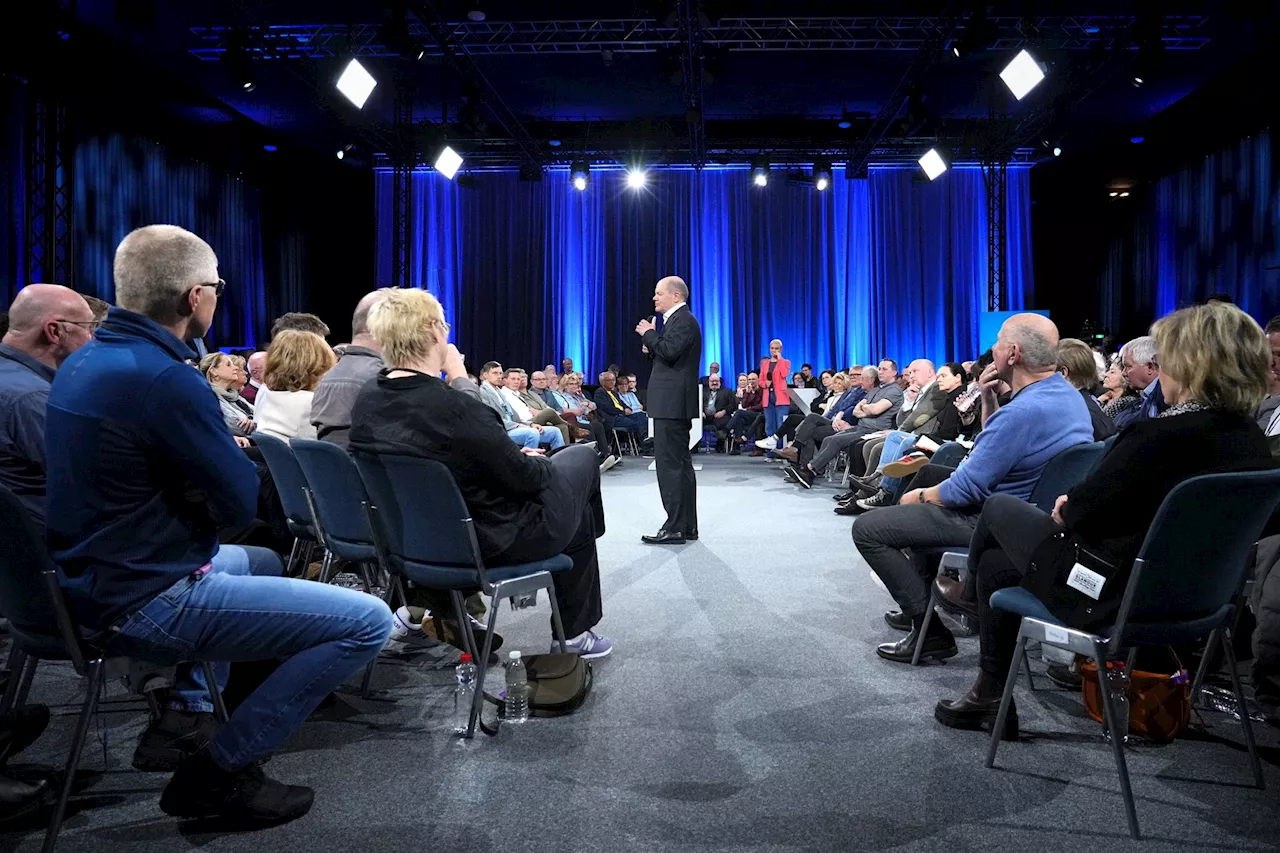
[
  {"xmin": 0, "ymin": 284, "xmax": 95, "ymax": 526},
  {"xmin": 311, "ymin": 288, "xmax": 393, "ymax": 448},
  {"xmin": 635, "ymin": 274, "xmax": 703, "ymax": 544},
  {"xmin": 853, "ymin": 313, "xmax": 1094, "ymax": 664},
  {"xmin": 241, "ymin": 350, "xmax": 267, "ymax": 404},
  {"xmin": 46, "ymin": 226, "xmax": 391, "ymax": 825}
]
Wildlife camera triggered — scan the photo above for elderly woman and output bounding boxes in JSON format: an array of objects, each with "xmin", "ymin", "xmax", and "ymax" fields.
[
  {"xmin": 349, "ymin": 289, "xmax": 613, "ymax": 658},
  {"xmin": 254, "ymin": 330, "xmax": 336, "ymax": 440},
  {"xmin": 934, "ymin": 302, "xmax": 1274, "ymax": 738},
  {"xmin": 200, "ymin": 352, "xmax": 256, "ymax": 435},
  {"xmin": 758, "ymin": 339, "xmax": 791, "ymax": 449},
  {"xmin": 1098, "ymin": 354, "xmax": 1140, "ymax": 420}
]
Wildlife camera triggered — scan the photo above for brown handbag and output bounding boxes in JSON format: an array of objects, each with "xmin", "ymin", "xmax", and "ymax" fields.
[{"xmin": 1080, "ymin": 648, "xmax": 1192, "ymax": 742}]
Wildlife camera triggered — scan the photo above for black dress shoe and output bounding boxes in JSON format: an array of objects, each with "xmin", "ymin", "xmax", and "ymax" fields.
[
  {"xmin": 0, "ymin": 704, "xmax": 50, "ymax": 764},
  {"xmin": 934, "ymin": 672, "xmax": 1019, "ymax": 740},
  {"xmin": 883, "ymin": 610, "xmax": 911, "ymax": 631},
  {"xmin": 876, "ymin": 624, "xmax": 957, "ymax": 663},
  {"xmin": 641, "ymin": 530, "xmax": 687, "ymax": 545},
  {"xmin": 833, "ymin": 491, "xmax": 854, "ymax": 503},
  {"xmin": 684, "ymin": 529, "xmax": 699, "ymax": 541},
  {"xmin": 0, "ymin": 773, "xmax": 50, "ymax": 815}
]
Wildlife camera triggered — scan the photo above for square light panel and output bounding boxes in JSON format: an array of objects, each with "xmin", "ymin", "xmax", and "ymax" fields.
[
  {"xmin": 1000, "ymin": 49, "xmax": 1045, "ymax": 101},
  {"xmin": 336, "ymin": 59, "xmax": 377, "ymax": 109},
  {"xmin": 435, "ymin": 145, "xmax": 464, "ymax": 179},
  {"xmin": 918, "ymin": 148, "xmax": 948, "ymax": 181}
]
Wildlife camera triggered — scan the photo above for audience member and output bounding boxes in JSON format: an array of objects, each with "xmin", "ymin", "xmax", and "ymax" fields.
[
  {"xmin": 1114, "ymin": 335, "xmax": 1165, "ymax": 428},
  {"xmin": 253, "ymin": 330, "xmax": 335, "ymax": 440},
  {"xmin": 349, "ymin": 288, "xmax": 613, "ymax": 658},
  {"xmin": 271, "ymin": 312, "xmax": 330, "ymax": 340},
  {"xmin": 478, "ymin": 361, "xmax": 558, "ymax": 449},
  {"xmin": 799, "ymin": 363, "xmax": 818, "ymax": 388},
  {"xmin": 618, "ymin": 374, "xmax": 645, "ymax": 413},
  {"xmin": 540, "ymin": 371, "xmax": 615, "ymax": 469},
  {"xmin": 759, "ymin": 340, "xmax": 792, "ymax": 445},
  {"xmin": 771, "ymin": 370, "xmax": 860, "ymax": 465},
  {"xmin": 1056, "ymin": 338, "xmax": 1117, "ymax": 441},
  {"xmin": 47, "ymin": 224, "xmax": 391, "ymax": 823},
  {"xmin": 852, "ymin": 314, "xmax": 1094, "ymax": 663},
  {"xmin": 1256, "ymin": 316, "xmax": 1280, "ymax": 433},
  {"xmin": 561, "ymin": 357, "xmax": 574, "ymax": 376},
  {"xmin": 935, "ymin": 302, "xmax": 1272, "ymax": 737},
  {"xmin": 700, "ymin": 374, "xmax": 737, "ymax": 445},
  {"xmin": 1096, "ymin": 353, "xmax": 1138, "ymax": 419},
  {"xmin": 83, "ymin": 294, "xmax": 111, "ymax": 324},
  {"xmin": 504, "ymin": 368, "xmax": 572, "ymax": 445},
  {"xmin": 594, "ymin": 370, "xmax": 648, "ymax": 438},
  {"xmin": 311, "ymin": 290, "xmax": 390, "ymax": 448},
  {"xmin": 199, "ymin": 352, "xmax": 256, "ymax": 435},
  {"xmin": 699, "ymin": 361, "xmax": 722, "ymax": 387},
  {"xmin": 788, "ymin": 360, "xmax": 903, "ymax": 487},
  {"xmin": 726, "ymin": 372, "xmax": 763, "ymax": 453},
  {"xmin": 241, "ymin": 350, "xmax": 267, "ymax": 404},
  {"xmin": 0, "ymin": 284, "xmax": 96, "ymax": 528}
]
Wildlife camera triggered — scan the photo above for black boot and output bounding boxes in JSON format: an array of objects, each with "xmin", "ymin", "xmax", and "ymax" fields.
[
  {"xmin": 934, "ymin": 671, "xmax": 1019, "ymax": 740},
  {"xmin": 159, "ymin": 749, "xmax": 314, "ymax": 824},
  {"xmin": 876, "ymin": 614, "xmax": 957, "ymax": 663},
  {"xmin": 133, "ymin": 708, "xmax": 218, "ymax": 772}
]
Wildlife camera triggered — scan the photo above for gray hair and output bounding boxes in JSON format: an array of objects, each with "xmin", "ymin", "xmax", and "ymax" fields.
[
  {"xmin": 861, "ymin": 366, "xmax": 878, "ymax": 379},
  {"xmin": 658, "ymin": 275, "xmax": 689, "ymax": 301},
  {"xmin": 1122, "ymin": 335, "xmax": 1158, "ymax": 367},
  {"xmin": 598, "ymin": 370, "xmax": 615, "ymax": 381},
  {"xmin": 1007, "ymin": 323, "xmax": 1059, "ymax": 371},
  {"xmin": 113, "ymin": 225, "xmax": 217, "ymax": 323}
]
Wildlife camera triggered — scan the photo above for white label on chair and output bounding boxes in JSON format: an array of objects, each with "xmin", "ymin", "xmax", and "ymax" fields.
[
  {"xmin": 1044, "ymin": 625, "xmax": 1069, "ymax": 645},
  {"xmin": 1066, "ymin": 563, "xmax": 1106, "ymax": 600}
]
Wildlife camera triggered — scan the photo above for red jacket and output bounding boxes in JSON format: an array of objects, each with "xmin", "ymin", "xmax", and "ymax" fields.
[{"xmin": 759, "ymin": 357, "xmax": 791, "ymax": 406}]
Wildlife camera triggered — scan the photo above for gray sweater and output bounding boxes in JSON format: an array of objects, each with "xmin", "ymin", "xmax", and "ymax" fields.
[{"xmin": 311, "ymin": 346, "xmax": 384, "ymax": 448}]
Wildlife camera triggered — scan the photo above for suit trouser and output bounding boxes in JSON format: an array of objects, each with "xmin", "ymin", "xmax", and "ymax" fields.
[
  {"xmin": 794, "ymin": 414, "xmax": 835, "ymax": 467},
  {"xmin": 726, "ymin": 409, "xmax": 761, "ymax": 441},
  {"xmin": 531, "ymin": 408, "xmax": 572, "ymax": 445},
  {"xmin": 611, "ymin": 412, "xmax": 649, "ymax": 436},
  {"xmin": 852, "ymin": 502, "xmax": 981, "ymax": 618},
  {"xmin": 810, "ymin": 426, "xmax": 874, "ymax": 472},
  {"xmin": 655, "ymin": 417, "xmax": 697, "ymax": 533}
]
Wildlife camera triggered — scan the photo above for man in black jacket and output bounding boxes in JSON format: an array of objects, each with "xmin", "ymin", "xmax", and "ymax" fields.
[
  {"xmin": 635, "ymin": 275, "xmax": 703, "ymax": 544},
  {"xmin": 700, "ymin": 374, "xmax": 737, "ymax": 446}
]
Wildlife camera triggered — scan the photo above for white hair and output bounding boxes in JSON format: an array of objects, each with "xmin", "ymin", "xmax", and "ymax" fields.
[
  {"xmin": 113, "ymin": 225, "xmax": 218, "ymax": 323},
  {"xmin": 1092, "ymin": 349, "xmax": 1107, "ymax": 382},
  {"xmin": 1122, "ymin": 335, "xmax": 1158, "ymax": 366},
  {"xmin": 1006, "ymin": 322, "xmax": 1058, "ymax": 371}
]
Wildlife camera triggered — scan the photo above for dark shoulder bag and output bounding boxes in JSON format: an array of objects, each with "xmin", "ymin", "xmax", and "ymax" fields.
[{"xmin": 1022, "ymin": 529, "xmax": 1128, "ymax": 629}]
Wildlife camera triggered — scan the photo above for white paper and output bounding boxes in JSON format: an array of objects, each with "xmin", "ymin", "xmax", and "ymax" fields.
[
  {"xmin": 1066, "ymin": 563, "xmax": 1106, "ymax": 600},
  {"xmin": 1044, "ymin": 625, "xmax": 1069, "ymax": 645}
]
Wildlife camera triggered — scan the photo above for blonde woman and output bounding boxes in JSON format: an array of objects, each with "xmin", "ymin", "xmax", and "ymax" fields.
[
  {"xmin": 348, "ymin": 288, "xmax": 613, "ymax": 658},
  {"xmin": 253, "ymin": 330, "xmax": 336, "ymax": 440},
  {"xmin": 199, "ymin": 351, "xmax": 256, "ymax": 435}
]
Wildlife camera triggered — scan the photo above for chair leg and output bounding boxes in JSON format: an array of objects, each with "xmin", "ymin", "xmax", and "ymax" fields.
[
  {"xmin": 284, "ymin": 537, "xmax": 304, "ymax": 578},
  {"xmin": 1190, "ymin": 627, "xmax": 1220, "ymax": 708},
  {"xmin": 547, "ymin": 583, "xmax": 570, "ymax": 652},
  {"xmin": 1220, "ymin": 629, "xmax": 1266, "ymax": 789},
  {"xmin": 43, "ymin": 659, "xmax": 105, "ymax": 853},
  {"xmin": 911, "ymin": 587, "xmax": 939, "ymax": 666},
  {"xmin": 1022, "ymin": 647, "xmax": 1037, "ymax": 692},
  {"xmin": 356, "ymin": 562, "xmax": 375, "ymax": 595},
  {"xmin": 317, "ymin": 550, "xmax": 336, "ymax": 585},
  {"xmin": 14, "ymin": 653, "xmax": 39, "ymax": 708},
  {"xmin": 463, "ymin": 593, "xmax": 501, "ymax": 738},
  {"xmin": 0, "ymin": 647, "xmax": 27, "ymax": 714},
  {"xmin": 985, "ymin": 632, "xmax": 1027, "ymax": 768},
  {"xmin": 1095, "ymin": 642, "xmax": 1141, "ymax": 840},
  {"xmin": 359, "ymin": 578, "xmax": 402, "ymax": 699},
  {"xmin": 202, "ymin": 662, "xmax": 229, "ymax": 724}
]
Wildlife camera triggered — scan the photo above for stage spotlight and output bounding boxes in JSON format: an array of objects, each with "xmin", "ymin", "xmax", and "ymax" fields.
[
  {"xmin": 626, "ymin": 168, "xmax": 647, "ymax": 189},
  {"xmin": 918, "ymin": 148, "xmax": 948, "ymax": 181},
  {"xmin": 1118, "ymin": 191, "xmax": 1130, "ymax": 198},
  {"xmin": 1108, "ymin": 191, "xmax": 1119, "ymax": 197},
  {"xmin": 336, "ymin": 58, "xmax": 377, "ymax": 109},
  {"xmin": 837, "ymin": 110, "xmax": 853, "ymax": 130},
  {"xmin": 1000, "ymin": 49, "xmax": 1045, "ymax": 101},
  {"xmin": 224, "ymin": 30, "xmax": 256, "ymax": 93},
  {"xmin": 812, "ymin": 160, "xmax": 832, "ymax": 191},
  {"xmin": 468, "ymin": 3, "xmax": 485, "ymax": 22},
  {"xmin": 336, "ymin": 144, "xmax": 354, "ymax": 160},
  {"xmin": 571, "ymin": 161, "xmax": 590, "ymax": 191},
  {"xmin": 1130, "ymin": 136, "xmax": 1145, "ymax": 144},
  {"xmin": 751, "ymin": 157, "xmax": 769, "ymax": 187},
  {"xmin": 263, "ymin": 144, "xmax": 278, "ymax": 152},
  {"xmin": 1053, "ymin": 146, "xmax": 1062, "ymax": 157},
  {"xmin": 435, "ymin": 145, "xmax": 463, "ymax": 179}
]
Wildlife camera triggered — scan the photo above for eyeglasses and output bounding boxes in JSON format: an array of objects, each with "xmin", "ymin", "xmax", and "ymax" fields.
[
  {"xmin": 58, "ymin": 319, "xmax": 102, "ymax": 332},
  {"xmin": 195, "ymin": 279, "xmax": 226, "ymax": 297}
]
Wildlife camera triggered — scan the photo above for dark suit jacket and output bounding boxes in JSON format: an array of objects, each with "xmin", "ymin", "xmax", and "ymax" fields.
[
  {"xmin": 592, "ymin": 386, "xmax": 633, "ymax": 426},
  {"xmin": 699, "ymin": 387, "xmax": 737, "ymax": 419},
  {"xmin": 642, "ymin": 306, "xmax": 703, "ymax": 420}
]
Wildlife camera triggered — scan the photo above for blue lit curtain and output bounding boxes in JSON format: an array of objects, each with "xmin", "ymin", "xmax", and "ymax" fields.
[
  {"xmin": 74, "ymin": 134, "xmax": 268, "ymax": 348},
  {"xmin": 1100, "ymin": 130, "xmax": 1280, "ymax": 330},
  {"xmin": 377, "ymin": 165, "xmax": 1034, "ymax": 378}
]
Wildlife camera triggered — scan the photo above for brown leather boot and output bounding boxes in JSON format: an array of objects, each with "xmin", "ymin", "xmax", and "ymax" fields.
[
  {"xmin": 934, "ymin": 573, "xmax": 979, "ymax": 619},
  {"xmin": 934, "ymin": 671, "xmax": 1019, "ymax": 740}
]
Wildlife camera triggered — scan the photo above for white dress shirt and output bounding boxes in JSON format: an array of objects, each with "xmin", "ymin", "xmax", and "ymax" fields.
[
  {"xmin": 663, "ymin": 301, "xmax": 687, "ymax": 323},
  {"xmin": 254, "ymin": 387, "xmax": 318, "ymax": 441},
  {"xmin": 501, "ymin": 386, "xmax": 534, "ymax": 422}
]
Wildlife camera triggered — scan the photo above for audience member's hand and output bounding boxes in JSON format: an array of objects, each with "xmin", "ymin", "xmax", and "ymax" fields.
[
  {"xmin": 641, "ymin": 345, "xmax": 649, "ymax": 355},
  {"xmin": 833, "ymin": 421, "xmax": 851, "ymax": 432},
  {"xmin": 237, "ymin": 417, "xmax": 254, "ymax": 431},
  {"xmin": 1051, "ymin": 495, "xmax": 1068, "ymax": 525},
  {"xmin": 714, "ymin": 409, "xmax": 725, "ymax": 418},
  {"xmin": 979, "ymin": 363, "xmax": 1002, "ymax": 395},
  {"xmin": 624, "ymin": 407, "xmax": 633, "ymax": 415},
  {"xmin": 443, "ymin": 344, "xmax": 466, "ymax": 381},
  {"xmin": 635, "ymin": 317, "xmax": 656, "ymax": 336},
  {"xmin": 234, "ymin": 436, "xmax": 251, "ymax": 449},
  {"xmin": 900, "ymin": 489, "xmax": 923, "ymax": 506},
  {"xmin": 520, "ymin": 447, "xmax": 546, "ymax": 456}
]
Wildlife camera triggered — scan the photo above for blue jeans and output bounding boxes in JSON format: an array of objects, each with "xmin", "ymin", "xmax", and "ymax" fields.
[
  {"xmin": 763, "ymin": 403, "xmax": 786, "ymax": 440},
  {"xmin": 538, "ymin": 425, "xmax": 566, "ymax": 450},
  {"xmin": 106, "ymin": 544, "xmax": 393, "ymax": 770},
  {"xmin": 876, "ymin": 431, "xmax": 918, "ymax": 493},
  {"xmin": 508, "ymin": 426, "xmax": 541, "ymax": 448}
]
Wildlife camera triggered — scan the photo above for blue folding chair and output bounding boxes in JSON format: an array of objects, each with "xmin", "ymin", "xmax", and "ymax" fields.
[
  {"xmin": 353, "ymin": 452, "xmax": 573, "ymax": 738},
  {"xmin": 253, "ymin": 433, "xmax": 321, "ymax": 578},
  {"xmin": 291, "ymin": 439, "xmax": 398, "ymax": 695},
  {"xmin": 0, "ymin": 486, "xmax": 226, "ymax": 853},
  {"xmin": 986, "ymin": 469, "xmax": 1280, "ymax": 839},
  {"xmin": 913, "ymin": 440, "xmax": 1110, "ymax": 666}
]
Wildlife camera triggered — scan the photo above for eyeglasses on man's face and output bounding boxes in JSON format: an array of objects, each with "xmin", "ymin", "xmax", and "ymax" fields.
[
  {"xmin": 58, "ymin": 319, "xmax": 102, "ymax": 332},
  {"xmin": 195, "ymin": 279, "xmax": 226, "ymax": 297}
]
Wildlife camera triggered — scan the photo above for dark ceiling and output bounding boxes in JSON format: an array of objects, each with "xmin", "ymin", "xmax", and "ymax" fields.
[{"xmin": 45, "ymin": 2, "xmax": 1276, "ymax": 171}]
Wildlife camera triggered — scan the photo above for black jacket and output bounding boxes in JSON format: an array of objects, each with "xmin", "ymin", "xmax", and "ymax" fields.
[
  {"xmin": 922, "ymin": 387, "xmax": 965, "ymax": 444},
  {"xmin": 349, "ymin": 370, "xmax": 554, "ymax": 561},
  {"xmin": 1080, "ymin": 388, "xmax": 1118, "ymax": 442},
  {"xmin": 592, "ymin": 385, "xmax": 634, "ymax": 426},
  {"xmin": 699, "ymin": 386, "xmax": 737, "ymax": 418},
  {"xmin": 642, "ymin": 306, "xmax": 703, "ymax": 419}
]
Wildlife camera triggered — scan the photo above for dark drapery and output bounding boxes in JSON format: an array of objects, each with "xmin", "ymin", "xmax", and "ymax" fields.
[
  {"xmin": 1098, "ymin": 130, "xmax": 1280, "ymax": 330},
  {"xmin": 376, "ymin": 165, "xmax": 1034, "ymax": 379}
]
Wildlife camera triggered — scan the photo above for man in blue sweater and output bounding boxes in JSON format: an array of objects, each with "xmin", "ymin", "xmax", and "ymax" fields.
[
  {"xmin": 46, "ymin": 225, "xmax": 392, "ymax": 825},
  {"xmin": 853, "ymin": 314, "xmax": 1094, "ymax": 663}
]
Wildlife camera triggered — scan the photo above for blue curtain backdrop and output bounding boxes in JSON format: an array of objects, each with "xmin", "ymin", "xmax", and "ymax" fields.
[
  {"xmin": 375, "ymin": 165, "xmax": 1034, "ymax": 378},
  {"xmin": 1099, "ymin": 130, "xmax": 1280, "ymax": 330}
]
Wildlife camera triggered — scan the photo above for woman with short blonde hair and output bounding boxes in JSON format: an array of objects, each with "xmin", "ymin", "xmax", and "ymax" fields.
[
  {"xmin": 366, "ymin": 288, "xmax": 448, "ymax": 368},
  {"xmin": 200, "ymin": 352, "xmax": 256, "ymax": 434},
  {"xmin": 254, "ymin": 330, "xmax": 337, "ymax": 440},
  {"xmin": 1152, "ymin": 301, "xmax": 1270, "ymax": 417}
]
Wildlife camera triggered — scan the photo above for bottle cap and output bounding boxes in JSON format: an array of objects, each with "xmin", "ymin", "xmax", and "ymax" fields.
[
  {"xmin": 509, "ymin": 650, "xmax": 522, "ymax": 660},
  {"xmin": 459, "ymin": 653, "xmax": 473, "ymax": 663}
]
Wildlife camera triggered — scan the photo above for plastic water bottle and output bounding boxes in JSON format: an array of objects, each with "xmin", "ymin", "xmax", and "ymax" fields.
[
  {"xmin": 504, "ymin": 651, "xmax": 530, "ymax": 725},
  {"xmin": 453, "ymin": 652, "xmax": 477, "ymax": 735},
  {"xmin": 1104, "ymin": 662, "xmax": 1130, "ymax": 745}
]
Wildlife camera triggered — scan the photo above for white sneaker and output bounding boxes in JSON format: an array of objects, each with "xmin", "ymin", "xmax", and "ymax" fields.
[
  {"xmin": 599, "ymin": 454, "xmax": 620, "ymax": 473},
  {"xmin": 388, "ymin": 606, "xmax": 423, "ymax": 641},
  {"xmin": 755, "ymin": 436, "xmax": 778, "ymax": 450}
]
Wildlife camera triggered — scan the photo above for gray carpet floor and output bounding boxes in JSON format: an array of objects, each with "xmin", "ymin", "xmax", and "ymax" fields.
[{"xmin": 3, "ymin": 453, "xmax": 1279, "ymax": 853}]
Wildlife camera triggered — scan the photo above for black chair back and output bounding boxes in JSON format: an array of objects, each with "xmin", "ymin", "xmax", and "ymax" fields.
[
  {"xmin": 290, "ymin": 439, "xmax": 376, "ymax": 558},
  {"xmin": 1028, "ymin": 441, "xmax": 1107, "ymax": 514},
  {"xmin": 254, "ymin": 433, "xmax": 316, "ymax": 539}
]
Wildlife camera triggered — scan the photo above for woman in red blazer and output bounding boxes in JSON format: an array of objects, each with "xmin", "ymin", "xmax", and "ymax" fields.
[{"xmin": 759, "ymin": 339, "xmax": 791, "ymax": 447}]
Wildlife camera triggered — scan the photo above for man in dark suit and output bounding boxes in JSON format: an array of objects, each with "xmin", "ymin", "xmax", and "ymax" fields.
[
  {"xmin": 700, "ymin": 374, "xmax": 737, "ymax": 446},
  {"xmin": 593, "ymin": 371, "xmax": 648, "ymax": 436},
  {"xmin": 635, "ymin": 275, "xmax": 702, "ymax": 544}
]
